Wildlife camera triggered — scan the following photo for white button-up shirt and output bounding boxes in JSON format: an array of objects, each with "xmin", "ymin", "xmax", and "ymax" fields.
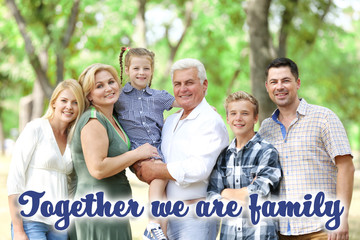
[{"xmin": 162, "ymin": 98, "xmax": 229, "ymax": 201}]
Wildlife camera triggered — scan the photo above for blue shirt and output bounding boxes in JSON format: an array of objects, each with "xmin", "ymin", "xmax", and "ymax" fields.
[
  {"xmin": 114, "ymin": 82, "xmax": 175, "ymax": 159},
  {"xmin": 207, "ymin": 133, "xmax": 282, "ymax": 240}
]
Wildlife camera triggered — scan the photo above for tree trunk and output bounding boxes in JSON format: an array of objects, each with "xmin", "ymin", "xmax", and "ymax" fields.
[
  {"xmin": 134, "ymin": 0, "xmax": 147, "ymax": 47},
  {"xmin": 19, "ymin": 81, "xmax": 45, "ymax": 131},
  {"xmin": 278, "ymin": 0, "xmax": 299, "ymax": 57},
  {"xmin": 19, "ymin": 95, "xmax": 32, "ymax": 132},
  {"xmin": 56, "ymin": 0, "xmax": 81, "ymax": 84},
  {"xmin": 246, "ymin": 0, "xmax": 276, "ymax": 123},
  {"xmin": 31, "ymin": 80, "xmax": 45, "ymax": 120},
  {"xmin": 159, "ymin": 0, "xmax": 194, "ymax": 89},
  {"xmin": 5, "ymin": 0, "xmax": 53, "ymax": 98},
  {"xmin": 6, "ymin": 0, "xmax": 80, "ymax": 129}
]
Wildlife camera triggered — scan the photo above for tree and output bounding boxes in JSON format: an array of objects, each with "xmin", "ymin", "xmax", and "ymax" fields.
[
  {"xmin": 5, "ymin": 0, "xmax": 80, "ymax": 129},
  {"xmin": 245, "ymin": 0, "xmax": 334, "ymax": 122},
  {"xmin": 245, "ymin": 0, "xmax": 276, "ymax": 122}
]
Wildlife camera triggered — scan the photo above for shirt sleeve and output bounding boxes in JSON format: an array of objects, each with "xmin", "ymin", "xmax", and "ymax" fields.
[
  {"xmin": 7, "ymin": 121, "xmax": 39, "ymax": 195},
  {"xmin": 167, "ymin": 118, "xmax": 229, "ymax": 186},
  {"xmin": 321, "ymin": 110, "xmax": 352, "ymax": 162},
  {"xmin": 158, "ymin": 90, "xmax": 175, "ymax": 111},
  {"xmin": 207, "ymin": 150, "xmax": 227, "ymax": 201},
  {"xmin": 247, "ymin": 146, "xmax": 282, "ymax": 196}
]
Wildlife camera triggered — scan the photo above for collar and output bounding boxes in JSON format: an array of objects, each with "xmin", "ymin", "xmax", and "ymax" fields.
[
  {"xmin": 122, "ymin": 82, "xmax": 153, "ymax": 95},
  {"xmin": 179, "ymin": 98, "xmax": 207, "ymax": 120},
  {"xmin": 227, "ymin": 132, "xmax": 260, "ymax": 153},
  {"xmin": 271, "ymin": 98, "xmax": 308, "ymax": 122}
]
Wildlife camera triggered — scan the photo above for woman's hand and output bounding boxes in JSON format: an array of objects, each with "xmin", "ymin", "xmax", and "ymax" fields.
[{"xmin": 135, "ymin": 143, "xmax": 160, "ymax": 160}]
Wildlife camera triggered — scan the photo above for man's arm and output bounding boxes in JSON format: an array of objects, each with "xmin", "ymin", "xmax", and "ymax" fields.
[
  {"xmin": 328, "ymin": 154, "xmax": 354, "ymax": 240},
  {"xmin": 137, "ymin": 160, "xmax": 175, "ymax": 184}
]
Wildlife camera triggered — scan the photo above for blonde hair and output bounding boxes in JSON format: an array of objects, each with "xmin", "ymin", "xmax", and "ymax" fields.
[
  {"xmin": 78, "ymin": 63, "xmax": 120, "ymax": 109},
  {"xmin": 43, "ymin": 79, "xmax": 85, "ymax": 141},
  {"xmin": 225, "ymin": 91, "xmax": 259, "ymax": 116}
]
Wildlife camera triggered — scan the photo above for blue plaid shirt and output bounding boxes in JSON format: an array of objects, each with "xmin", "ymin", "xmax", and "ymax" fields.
[
  {"xmin": 114, "ymin": 83, "xmax": 175, "ymax": 159},
  {"xmin": 207, "ymin": 133, "xmax": 282, "ymax": 240}
]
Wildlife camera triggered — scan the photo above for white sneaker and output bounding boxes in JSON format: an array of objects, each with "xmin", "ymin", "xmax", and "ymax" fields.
[{"xmin": 143, "ymin": 222, "xmax": 167, "ymax": 240}]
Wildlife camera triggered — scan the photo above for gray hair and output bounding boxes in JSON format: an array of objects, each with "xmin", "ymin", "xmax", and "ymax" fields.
[{"xmin": 170, "ymin": 58, "xmax": 207, "ymax": 84}]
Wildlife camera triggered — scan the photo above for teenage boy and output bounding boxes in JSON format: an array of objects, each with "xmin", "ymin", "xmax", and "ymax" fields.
[{"xmin": 207, "ymin": 91, "xmax": 282, "ymax": 240}]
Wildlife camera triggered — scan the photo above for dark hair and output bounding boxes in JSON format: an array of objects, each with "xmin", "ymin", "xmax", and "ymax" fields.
[
  {"xmin": 265, "ymin": 57, "xmax": 299, "ymax": 80},
  {"xmin": 119, "ymin": 47, "xmax": 155, "ymax": 87}
]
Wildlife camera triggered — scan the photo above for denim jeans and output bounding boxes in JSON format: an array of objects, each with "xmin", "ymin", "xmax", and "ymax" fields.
[
  {"xmin": 167, "ymin": 204, "xmax": 219, "ymax": 240},
  {"xmin": 11, "ymin": 221, "xmax": 67, "ymax": 240}
]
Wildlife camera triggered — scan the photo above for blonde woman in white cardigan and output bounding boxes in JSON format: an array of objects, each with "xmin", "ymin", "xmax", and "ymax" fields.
[{"xmin": 7, "ymin": 79, "xmax": 85, "ymax": 240}]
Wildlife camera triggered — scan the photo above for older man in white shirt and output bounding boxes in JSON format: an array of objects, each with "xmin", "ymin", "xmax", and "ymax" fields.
[{"xmin": 138, "ymin": 58, "xmax": 229, "ymax": 240}]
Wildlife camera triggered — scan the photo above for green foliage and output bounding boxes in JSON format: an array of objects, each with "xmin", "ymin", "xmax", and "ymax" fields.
[
  {"xmin": 289, "ymin": 23, "xmax": 360, "ymax": 124},
  {"xmin": 1, "ymin": 0, "xmax": 359, "ymax": 151},
  {"xmin": 153, "ymin": 0, "xmax": 250, "ymax": 117}
]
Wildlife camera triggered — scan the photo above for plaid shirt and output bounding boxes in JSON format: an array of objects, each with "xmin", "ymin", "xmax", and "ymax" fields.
[
  {"xmin": 258, "ymin": 98, "xmax": 352, "ymax": 236},
  {"xmin": 114, "ymin": 83, "xmax": 174, "ymax": 158},
  {"xmin": 207, "ymin": 133, "xmax": 282, "ymax": 240}
]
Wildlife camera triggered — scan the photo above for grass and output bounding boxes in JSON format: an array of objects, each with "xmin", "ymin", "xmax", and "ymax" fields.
[{"xmin": 1, "ymin": 154, "xmax": 359, "ymax": 239}]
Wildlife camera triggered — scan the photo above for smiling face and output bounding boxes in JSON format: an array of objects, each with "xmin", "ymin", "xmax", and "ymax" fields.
[
  {"xmin": 265, "ymin": 66, "xmax": 300, "ymax": 109},
  {"xmin": 125, "ymin": 56, "xmax": 153, "ymax": 90},
  {"xmin": 226, "ymin": 100, "xmax": 258, "ymax": 140},
  {"xmin": 87, "ymin": 70, "xmax": 120, "ymax": 108},
  {"xmin": 52, "ymin": 88, "xmax": 79, "ymax": 124},
  {"xmin": 172, "ymin": 67, "xmax": 207, "ymax": 116}
]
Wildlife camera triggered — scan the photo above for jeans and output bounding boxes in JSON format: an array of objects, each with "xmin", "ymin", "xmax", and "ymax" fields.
[
  {"xmin": 167, "ymin": 204, "xmax": 219, "ymax": 240},
  {"xmin": 11, "ymin": 221, "xmax": 67, "ymax": 240}
]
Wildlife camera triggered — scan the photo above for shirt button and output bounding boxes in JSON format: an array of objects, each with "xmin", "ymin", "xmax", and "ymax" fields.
[
  {"xmin": 138, "ymin": 97, "xmax": 141, "ymax": 100},
  {"xmin": 140, "ymin": 111, "xmax": 142, "ymax": 114},
  {"xmin": 142, "ymin": 122, "xmax": 145, "ymax": 125},
  {"xmin": 236, "ymin": 179, "xmax": 239, "ymax": 183}
]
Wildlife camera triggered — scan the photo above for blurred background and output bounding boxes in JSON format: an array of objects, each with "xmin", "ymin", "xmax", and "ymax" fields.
[{"xmin": 0, "ymin": 0, "xmax": 359, "ymax": 239}]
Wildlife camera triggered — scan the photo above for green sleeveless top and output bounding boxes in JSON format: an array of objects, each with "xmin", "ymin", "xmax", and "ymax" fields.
[{"xmin": 70, "ymin": 107, "xmax": 132, "ymax": 240}]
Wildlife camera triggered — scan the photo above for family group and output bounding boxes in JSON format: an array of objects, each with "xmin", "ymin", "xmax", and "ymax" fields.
[{"xmin": 7, "ymin": 47, "xmax": 354, "ymax": 240}]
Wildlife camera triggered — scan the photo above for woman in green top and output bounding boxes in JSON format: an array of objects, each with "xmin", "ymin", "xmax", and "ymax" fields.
[{"xmin": 70, "ymin": 63, "xmax": 159, "ymax": 240}]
